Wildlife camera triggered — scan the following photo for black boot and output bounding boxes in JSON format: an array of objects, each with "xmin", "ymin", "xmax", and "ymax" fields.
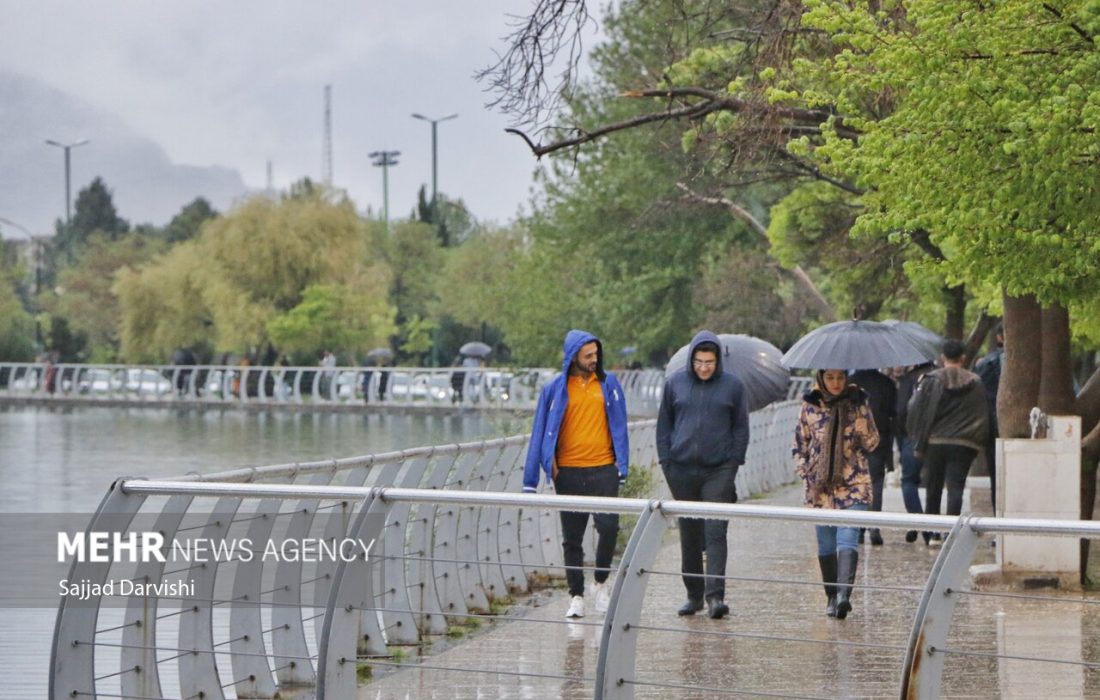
[
  {"xmin": 817, "ymin": 553, "xmax": 838, "ymax": 617},
  {"xmin": 835, "ymin": 549, "xmax": 859, "ymax": 620},
  {"xmin": 869, "ymin": 528, "xmax": 884, "ymax": 546},
  {"xmin": 677, "ymin": 598, "xmax": 704, "ymax": 616},
  {"xmin": 705, "ymin": 594, "xmax": 729, "ymax": 620}
]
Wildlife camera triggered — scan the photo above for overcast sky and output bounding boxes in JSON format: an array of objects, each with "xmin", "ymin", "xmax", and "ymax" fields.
[{"xmin": 1, "ymin": 1, "xmax": 601, "ymax": 228}]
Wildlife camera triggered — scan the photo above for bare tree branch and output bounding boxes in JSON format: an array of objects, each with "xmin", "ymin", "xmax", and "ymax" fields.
[
  {"xmin": 675, "ymin": 182, "xmax": 838, "ymax": 322},
  {"xmin": 477, "ymin": 0, "xmax": 594, "ymax": 130}
]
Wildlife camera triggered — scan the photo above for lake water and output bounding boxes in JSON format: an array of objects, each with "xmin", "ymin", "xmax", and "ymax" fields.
[{"xmin": 0, "ymin": 404, "xmax": 517, "ymax": 697}]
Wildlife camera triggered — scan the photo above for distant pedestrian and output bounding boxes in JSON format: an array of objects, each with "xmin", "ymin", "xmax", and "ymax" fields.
[
  {"xmin": 974, "ymin": 323, "xmax": 1004, "ymax": 511},
  {"xmin": 657, "ymin": 330, "xmax": 750, "ymax": 619},
  {"xmin": 794, "ymin": 369, "xmax": 879, "ymax": 619},
  {"xmin": 319, "ymin": 350, "xmax": 336, "ymax": 399},
  {"xmin": 523, "ymin": 330, "xmax": 629, "ymax": 619},
  {"xmin": 907, "ymin": 339, "xmax": 989, "ymax": 541},
  {"xmin": 849, "ymin": 369, "xmax": 897, "ymax": 545},
  {"xmin": 895, "ymin": 361, "xmax": 935, "ymax": 542}
]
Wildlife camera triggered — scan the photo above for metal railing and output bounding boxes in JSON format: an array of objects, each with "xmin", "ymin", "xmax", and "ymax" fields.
[
  {"xmin": 48, "ymin": 390, "xmax": 1100, "ymax": 698},
  {"xmin": 0, "ymin": 362, "xmax": 671, "ymax": 415},
  {"xmin": 50, "ymin": 476, "xmax": 1100, "ymax": 698}
]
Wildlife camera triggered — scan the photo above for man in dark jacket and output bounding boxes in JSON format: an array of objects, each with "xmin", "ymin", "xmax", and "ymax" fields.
[
  {"xmin": 907, "ymin": 339, "xmax": 989, "ymax": 534},
  {"xmin": 850, "ymin": 369, "xmax": 897, "ymax": 545},
  {"xmin": 974, "ymin": 323, "xmax": 1004, "ymax": 511},
  {"xmin": 895, "ymin": 361, "xmax": 934, "ymax": 541},
  {"xmin": 657, "ymin": 330, "xmax": 750, "ymax": 619}
]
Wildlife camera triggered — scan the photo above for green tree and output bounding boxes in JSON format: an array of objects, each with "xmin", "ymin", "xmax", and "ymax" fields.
[
  {"xmin": 53, "ymin": 177, "xmax": 130, "ymax": 263},
  {"xmin": 267, "ymin": 283, "xmax": 396, "ymax": 362},
  {"xmin": 42, "ymin": 232, "xmax": 165, "ymax": 361},
  {"xmin": 382, "ymin": 219, "xmax": 444, "ymax": 360},
  {"xmin": 163, "ymin": 197, "xmax": 218, "ymax": 244},
  {"xmin": 116, "ymin": 190, "xmax": 395, "ymax": 362},
  {"xmin": 0, "ymin": 265, "xmax": 35, "ymax": 361}
]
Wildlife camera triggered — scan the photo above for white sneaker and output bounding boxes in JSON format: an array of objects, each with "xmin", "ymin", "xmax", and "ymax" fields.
[
  {"xmin": 593, "ymin": 582, "xmax": 611, "ymax": 614},
  {"xmin": 565, "ymin": 595, "xmax": 585, "ymax": 618}
]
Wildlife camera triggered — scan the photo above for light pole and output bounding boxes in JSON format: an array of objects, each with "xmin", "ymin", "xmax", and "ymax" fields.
[
  {"xmin": 369, "ymin": 150, "xmax": 400, "ymax": 232},
  {"xmin": 410, "ymin": 113, "xmax": 457, "ymax": 231},
  {"xmin": 44, "ymin": 139, "xmax": 90, "ymax": 225}
]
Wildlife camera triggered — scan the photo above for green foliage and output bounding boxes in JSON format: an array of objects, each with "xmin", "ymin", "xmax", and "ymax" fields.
[
  {"xmin": 41, "ymin": 232, "xmax": 166, "ymax": 361},
  {"xmin": 0, "ymin": 266, "xmax": 35, "ymax": 361},
  {"xmin": 116, "ymin": 190, "xmax": 395, "ymax": 362},
  {"xmin": 267, "ymin": 283, "xmax": 396, "ymax": 362},
  {"xmin": 54, "ymin": 177, "xmax": 129, "ymax": 263},
  {"xmin": 796, "ymin": 0, "xmax": 1100, "ymax": 312},
  {"xmin": 163, "ymin": 197, "xmax": 217, "ymax": 244},
  {"xmin": 616, "ymin": 464, "xmax": 656, "ymax": 551}
]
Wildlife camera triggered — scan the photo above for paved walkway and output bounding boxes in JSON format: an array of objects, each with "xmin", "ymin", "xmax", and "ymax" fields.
[{"xmin": 359, "ymin": 479, "xmax": 1100, "ymax": 699}]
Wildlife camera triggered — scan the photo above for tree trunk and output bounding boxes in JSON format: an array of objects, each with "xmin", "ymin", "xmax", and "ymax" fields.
[
  {"xmin": 997, "ymin": 292, "xmax": 1042, "ymax": 438},
  {"xmin": 1038, "ymin": 302, "xmax": 1076, "ymax": 415},
  {"xmin": 1078, "ymin": 366, "xmax": 1100, "ymax": 581},
  {"xmin": 944, "ymin": 284, "xmax": 966, "ymax": 340}
]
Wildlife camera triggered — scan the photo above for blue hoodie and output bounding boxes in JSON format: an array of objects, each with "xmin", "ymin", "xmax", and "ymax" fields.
[
  {"xmin": 522, "ymin": 330, "xmax": 630, "ymax": 492},
  {"xmin": 656, "ymin": 330, "xmax": 750, "ymax": 468}
]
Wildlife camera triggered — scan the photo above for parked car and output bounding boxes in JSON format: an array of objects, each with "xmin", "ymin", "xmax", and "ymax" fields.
[
  {"xmin": 388, "ymin": 373, "xmax": 453, "ymax": 402},
  {"xmin": 120, "ymin": 368, "xmax": 173, "ymax": 395},
  {"xmin": 78, "ymin": 368, "xmax": 118, "ymax": 394}
]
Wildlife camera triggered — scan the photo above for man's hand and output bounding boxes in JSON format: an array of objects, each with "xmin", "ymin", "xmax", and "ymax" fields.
[{"xmin": 552, "ymin": 461, "xmax": 559, "ymax": 480}]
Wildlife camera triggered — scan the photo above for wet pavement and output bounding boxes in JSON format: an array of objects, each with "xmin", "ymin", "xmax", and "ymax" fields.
[{"xmin": 359, "ymin": 479, "xmax": 1100, "ymax": 699}]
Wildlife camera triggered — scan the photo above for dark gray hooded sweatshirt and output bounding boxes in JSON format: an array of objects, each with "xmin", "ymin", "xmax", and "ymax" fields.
[{"xmin": 656, "ymin": 330, "xmax": 751, "ymax": 468}]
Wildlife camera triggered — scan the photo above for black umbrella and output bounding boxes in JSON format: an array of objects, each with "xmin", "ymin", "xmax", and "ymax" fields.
[
  {"xmin": 366, "ymin": 347, "xmax": 394, "ymax": 366},
  {"xmin": 781, "ymin": 320, "xmax": 929, "ymax": 371},
  {"xmin": 882, "ymin": 319, "xmax": 942, "ymax": 363},
  {"xmin": 459, "ymin": 341, "xmax": 493, "ymax": 358},
  {"xmin": 666, "ymin": 334, "xmax": 790, "ymax": 412}
]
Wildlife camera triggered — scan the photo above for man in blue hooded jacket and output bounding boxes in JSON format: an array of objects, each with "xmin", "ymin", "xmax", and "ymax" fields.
[
  {"xmin": 523, "ymin": 330, "xmax": 629, "ymax": 619},
  {"xmin": 657, "ymin": 330, "xmax": 750, "ymax": 619}
]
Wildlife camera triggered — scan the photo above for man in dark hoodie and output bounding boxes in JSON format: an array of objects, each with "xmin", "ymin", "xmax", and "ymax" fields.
[
  {"xmin": 906, "ymin": 339, "xmax": 989, "ymax": 533},
  {"xmin": 657, "ymin": 330, "xmax": 750, "ymax": 619},
  {"xmin": 523, "ymin": 330, "xmax": 629, "ymax": 619}
]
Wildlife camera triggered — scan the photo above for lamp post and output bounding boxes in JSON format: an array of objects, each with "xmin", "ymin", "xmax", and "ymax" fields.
[
  {"xmin": 369, "ymin": 150, "xmax": 400, "ymax": 232},
  {"xmin": 44, "ymin": 139, "xmax": 90, "ymax": 225},
  {"xmin": 410, "ymin": 113, "xmax": 457, "ymax": 233}
]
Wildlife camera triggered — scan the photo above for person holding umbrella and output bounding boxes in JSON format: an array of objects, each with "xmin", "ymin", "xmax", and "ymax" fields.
[
  {"xmin": 793, "ymin": 369, "xmax": 880, "ymax": 619},
  {"xmin": 657, "ymin": 330, "xmax": 750, "ymax": 619}
]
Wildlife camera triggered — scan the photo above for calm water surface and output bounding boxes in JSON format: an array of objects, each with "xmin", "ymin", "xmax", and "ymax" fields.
[{"xmin": 0, "ymin": 404, "xmax": 519, "ymax": 697}]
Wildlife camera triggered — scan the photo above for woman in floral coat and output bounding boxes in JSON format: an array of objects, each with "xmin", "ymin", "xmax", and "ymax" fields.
[{"xmin": 793, "ymin": 369, "xmax": 880, "ymax": 619}]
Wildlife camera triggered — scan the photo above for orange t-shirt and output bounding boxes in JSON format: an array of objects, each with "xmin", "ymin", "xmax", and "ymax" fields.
[{"xmin": 555, "ymin": 374, "xmax": 615, "ymax": 467}]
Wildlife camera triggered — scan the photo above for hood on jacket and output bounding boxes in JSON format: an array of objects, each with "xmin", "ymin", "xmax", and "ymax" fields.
[
  {"xmin": 687, "ymin": 329, "xmax": 722, "ymax": 381},
  {"xmin": 938, "ymin": 366, "xmax": 981, "ymax": 393},
  {"xmin": 562, "ymin": 329, "xmax": 606, "ymax": 381}
]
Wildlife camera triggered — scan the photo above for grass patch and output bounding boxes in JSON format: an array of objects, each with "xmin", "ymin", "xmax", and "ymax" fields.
[
  {"xmin": 616, "ymin": 464, "xmax": 656, "ymax": 552},
  {"xmin": 356, "ymin": 662, "xmax": 372, "ymax": 682}
]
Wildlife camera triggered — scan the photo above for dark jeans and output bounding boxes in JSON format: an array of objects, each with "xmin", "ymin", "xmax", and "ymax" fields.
[
  {"xmin": 923, "ymin": 444, "xmax": 978, "ymax": 517},
  {"xmin": 553, "ymin": 465, "xmax": 620, "ymax": 597},
  {"xmin": 899, "ymin": 437, "xmax": 924, "ymax": 515},
  {"xmin": 867, "ymin": 450, "xmax": 890, "ymax": 514},
  {"xmin": 662, "ymin": 462, "xmax": 738, "ymax": 600}
]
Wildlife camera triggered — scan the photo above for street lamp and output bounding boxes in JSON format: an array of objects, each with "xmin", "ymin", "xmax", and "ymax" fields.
[
  {"xmin": 369, "ymin": 150, "xmax": 400, "ymax": 232},
  {"xmin": 410, "ymin": 113, "xmax": 457, "ymax": 231},
  {"xmin": 44, "ymin": 139, "xmax": 90, "ymax": 226}
]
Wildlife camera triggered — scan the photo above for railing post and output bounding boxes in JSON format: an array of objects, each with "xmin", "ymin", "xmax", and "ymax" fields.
[
  {"xmin": 595, "ymin": 500, "xmax": 669, "ymax": 700},
  {"xmin": 899, "ymin": 516, "xmax": 980, "ymax": 699},
  {"xmin": 50, "ymin": 479, "xmax": 147, "ymax": 700},
  {"xmin": 317, "ymin": 490, "xmax": 384, "ymax": 698}
]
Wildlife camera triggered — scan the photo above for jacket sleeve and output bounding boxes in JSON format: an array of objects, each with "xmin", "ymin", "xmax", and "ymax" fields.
[
  {"xmin": 729, "ymin": 382, "xmax": 750, "ymax": 465},
  {"xmin": 905, "ymin": 375, "xmax": 941, "ymax": 457},
  {"xmin": 608, "ymin": 375, "xmax": 630, "ymax": 480},
  {"xmin": 793, "ymin": 404, "xmax": 812, "ymax": 479},
  {"xmin": 522, "ymin": 385, "xmax": 552, "ymax": 492},
  {"xmin": 856, "ymin": 402, "xmax": 881, "ymax": 454},
  {"xmin": 656, "ymin": 378, "xmax": 674, "ymax": 465}
]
